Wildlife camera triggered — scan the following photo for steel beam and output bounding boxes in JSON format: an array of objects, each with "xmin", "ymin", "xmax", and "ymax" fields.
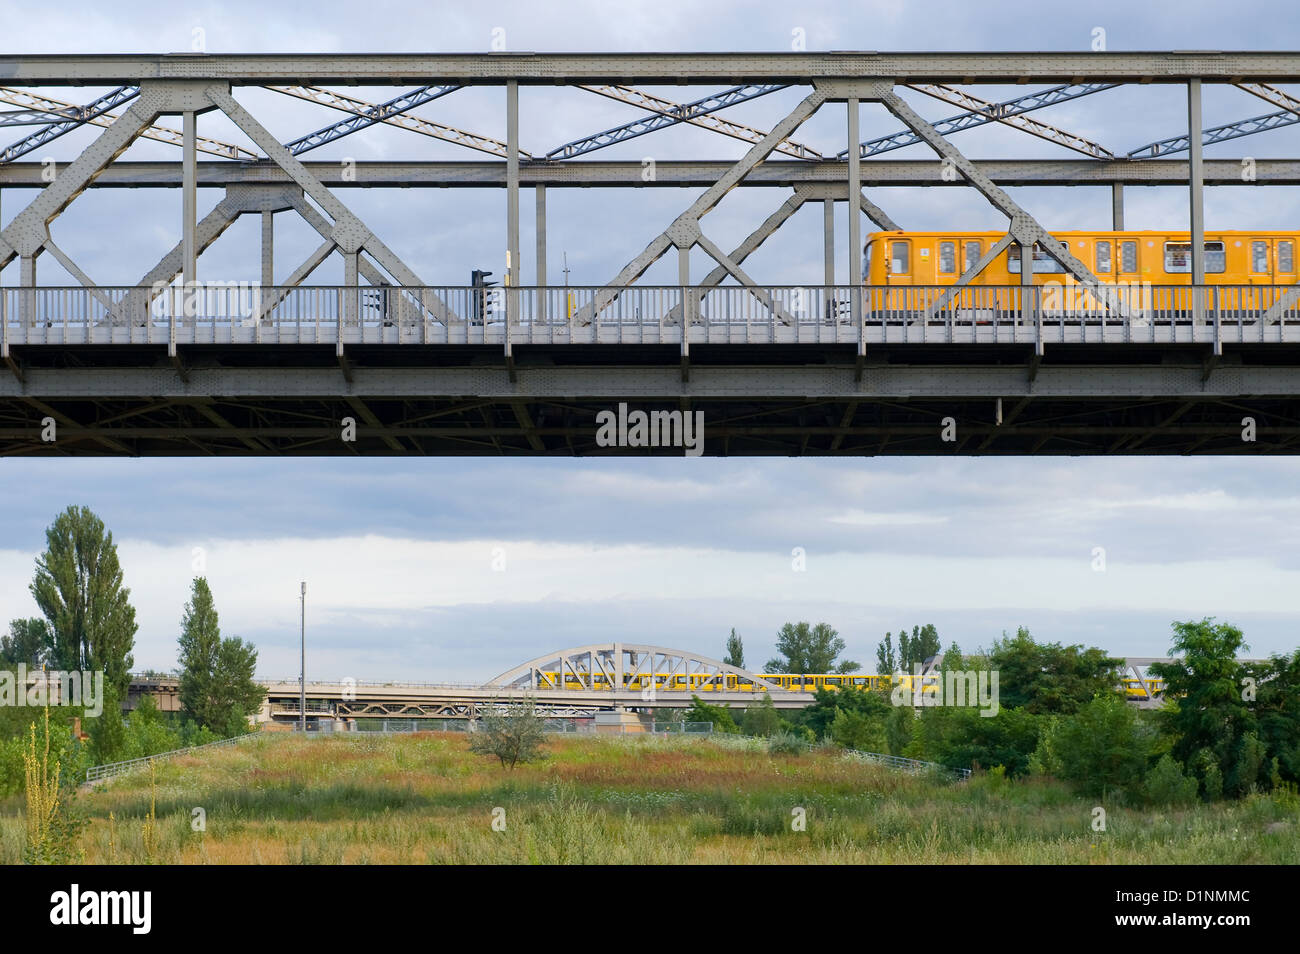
[
  {"xmin": 6, "ymin": 52, "xmax": 1300, "ymax": 85},
  {"xmin": 1188, "ymin": 79, "xmax": 1205, "ymax": 287},
  {"xmin": 4, "ymin": 158, "xmax": 1300, "ymax": 189},
  {"xmin": 7, "ymin": 364, "xmax": 1299, "ymax": 400}
]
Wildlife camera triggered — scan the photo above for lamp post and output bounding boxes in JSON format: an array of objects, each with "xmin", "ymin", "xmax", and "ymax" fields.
[{"xmin": 299, "ymin": 581, "xmax": 306, "ymax": 733}]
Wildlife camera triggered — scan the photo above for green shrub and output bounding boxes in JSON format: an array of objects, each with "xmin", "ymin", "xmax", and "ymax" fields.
[
  {"xmin": 1144, "ymin": 754, "xmax": 1199, "ymax": 806},
  {"xmin": 767, "ymin": 731, "xmax": 807, "ymax": 755}
]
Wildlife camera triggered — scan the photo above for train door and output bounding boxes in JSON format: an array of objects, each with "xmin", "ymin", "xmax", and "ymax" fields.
[
  {"xmin": 1249, "ymin": 238, "xmax": 1274, "ymax": 285},
  {"xmin": 913, "ymin": 241, "xmax": 937, "ymax": 286},
  {"xmin": 1279, "ymin": 239, "xmax": 1296, "ymax": 285},
  {"xmin": 885, "ymin": 239, "xmax": 913, "ymax": 286}
]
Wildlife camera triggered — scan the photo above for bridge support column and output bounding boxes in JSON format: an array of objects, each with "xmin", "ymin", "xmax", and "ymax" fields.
[
  {"xmin": 824, "ymin": 198, "xmax": 834, "ymax": 287},
  {"xmin": 847, "ymin": 98, "xmax": 863, "ymax": 362},
  {"xmin": 506, "ymin": 80, "xmax": 520, "ymax": 326},
  {"xmin": 1112, "ymin": 182, "xmax": 1124, "ymax": 231},
  {"xmin": 182, "ymin": 110, "xmax": 197, "ymax": 290},
  {"xmin": 261, "ymin": 210, "xmax": 274, "ymax": 288},
  {"xmin": 536, "ymin": 185, "xmax": 547, "ymax": 322},
  {"xmin": 1188, "ymin": 78, "xmax": 1206, "ymax": 324}
]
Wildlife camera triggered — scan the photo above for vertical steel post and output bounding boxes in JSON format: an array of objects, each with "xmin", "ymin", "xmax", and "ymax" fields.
[
  {"xmin": 182, "ymin": 111, "xmax": 197, "ymax": 288},
  {"xmin": 1111, "ymin": 183, "xmax": 1124, "ymax": 231},
  {"xmin": 261, "ymin": 210, "xmax": 274, "ymax": 289},
  {"xmin": 506, "ymin": 81, "xmax": 520, "ymax": 327},
  {"xmin": 678, "ymin": 244, "xmax": 690, "ymax": 329},
  {"xmin": 1020, "ymin": 241, "xmax": 1033, "ymax": 326},
  {"xmin": 823, "ymin": 197, "xmax": 835, "ymax": 287},
  {"xmin": 1188, "ymin": 79, "xmax": 1206, "ymax": 297},
  {"xmin": 535, "ymin": 185, "xmax": 547, "ymax": 323},
  {"xmin": 300, "ymin": 581, "xmax": 306, "ymax": 733},
  {"xmin": 847, "ymin": 99, "xmax": 862, "ymax": 354}
]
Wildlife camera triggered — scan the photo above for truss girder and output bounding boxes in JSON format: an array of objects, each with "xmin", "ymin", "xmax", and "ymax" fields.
[
  {"xmin": 876, "ymin": 87, "xmax": 1114, "ymax": 300},
  {"xmin": 0, "ymin": 90, "xmax": 163, "ymax": 266},
  {"xmin": 1, "ymin": 86, "xmax": 140, "ymax": 163},
  {"xmin": 274, "ymin": 83, "xmax": 462, "ymax": 155},
  {"xmin": 1129, "ymin": 108, "xmax": 1299, "ymax": 158},
  {"xmin": 906, "ymin": 83, "xmax": 1115, "ymax": 159},
  {"xmin": 269, "ymin": 84, "xmax": 524, "ymax": 159},
  {"xmin": 206, "ymin": 86, "xmax": 452, "ymax": 324},
  {"xmin": 838, "ymin": 82, "xmax": 1116, "ymax": 158},
  {"xmin": 574, "ymin": 88, "xmax": 827, "ymax": 325},
  {"xmin": 0, "ymin": 87, "xmax": 256, "ymax": 162},
  {"xmin": 551, "ymin": 83, "xmax": 820, "ymax": 160}
]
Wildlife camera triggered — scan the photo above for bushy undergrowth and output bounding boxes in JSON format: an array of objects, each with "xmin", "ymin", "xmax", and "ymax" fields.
[{"xmin": 0, "ymin": 732, "xmax": 1293, "ymax": 865}]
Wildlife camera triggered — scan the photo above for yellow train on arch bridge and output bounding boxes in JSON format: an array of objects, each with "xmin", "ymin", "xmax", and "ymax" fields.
[
  {"xmin": 861, "ymin": 229, "xmax": 1300, "ymax": 321},
  {"xmin": 531, "ymin": 669, "xmax": 1166, "ymax": 699}
]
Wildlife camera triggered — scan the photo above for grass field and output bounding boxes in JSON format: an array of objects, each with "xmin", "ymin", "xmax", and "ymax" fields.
[{"xmin": 2, "ymin": 732, "xmax": 1296, "ymax": 864}]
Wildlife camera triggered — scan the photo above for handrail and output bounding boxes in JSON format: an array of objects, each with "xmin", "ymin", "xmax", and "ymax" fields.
[{"xmin": 84, "ymin": 731, "xmax": 258, "ymax": 783}]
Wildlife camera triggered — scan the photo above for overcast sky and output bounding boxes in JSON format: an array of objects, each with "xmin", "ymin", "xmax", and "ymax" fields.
[{"xmin": 1, "ymin": 1, "xmax": 1298, "ymax": 681}]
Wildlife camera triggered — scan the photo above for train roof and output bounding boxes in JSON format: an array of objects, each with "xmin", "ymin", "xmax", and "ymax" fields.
[{"xmin": 865, "ymin": 229, "xmax": 1300, "ymax": 239}]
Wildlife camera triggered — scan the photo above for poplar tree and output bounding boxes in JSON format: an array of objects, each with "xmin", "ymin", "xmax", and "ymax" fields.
[
  {"xmin": 30, "ymin": 506, "xmax": 137, "ymax": 695},
  {"xmin": 177, "ymin": 578, "xmax": 263, "ymax": 734}
]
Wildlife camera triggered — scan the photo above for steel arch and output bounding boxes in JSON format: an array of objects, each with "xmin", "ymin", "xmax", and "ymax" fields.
[{"xmin": 485, "ymin": 643, "xmax": 786, "ymax": 694}]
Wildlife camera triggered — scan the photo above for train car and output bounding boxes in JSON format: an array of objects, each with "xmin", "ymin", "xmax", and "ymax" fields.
[{"xmin": 861, "ymin": 229, "xmax": 1300, "ymax": 322}]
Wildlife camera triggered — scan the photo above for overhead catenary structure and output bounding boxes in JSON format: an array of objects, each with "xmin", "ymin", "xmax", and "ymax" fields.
[{"xmin": 1, "ymin": 51, "xmax": 1300, "ymax": 456}]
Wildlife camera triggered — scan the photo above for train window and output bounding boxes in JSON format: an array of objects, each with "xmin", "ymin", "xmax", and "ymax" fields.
[
  {"xmin": 1096, "ymin": 240, "xmax": 1112, "ymax": 273},
  {"xmin": 1164, "ymin": 242, "xmax": 1226, "ymax": 274},
  {"xmin": 863, "ymin": 242, "xmax": 873, "ymax": 279},
  {"xmin": 1281, "ymin": 241, "xmax": 1295, "ymax": 273},
  {"xmin": 1007, "ymin": 243, "xmax": 1066, "ymax": 274},
  {"xmin": 890, "ymin": 240, "xmax": 910, "ymax": 274},
  {"xmin": 938, "ymin": 241, "xmax": 956, "ymax": 274},
  {"xmin": 1251, "ymin": 241, "xmax": 1270, "ymax": 273},
  {"xmin": 1121, "ymin": 240, "xmax": 1138, "ymax": 273},
  {"xmin": 962, "ymin": 240, "xmax": 981, "ymax": 272}
]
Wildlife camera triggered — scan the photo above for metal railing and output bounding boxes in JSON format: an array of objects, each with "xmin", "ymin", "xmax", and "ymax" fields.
[
  {"xmin": 4, "ymin": 283, "xmax": 1298, "ymax": 348},
  {"xmin": 839, "ymin": 747, "xmax": 971, "ymax": 780},
  {"xmin": 84, "ymin": 731, "xmax": 259, "ymax": 783}
]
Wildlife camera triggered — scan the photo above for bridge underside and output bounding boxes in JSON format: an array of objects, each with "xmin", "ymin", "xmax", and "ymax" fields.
[{"xmin": 4, "ymin": 341, "xmax": 1299, "ymax": 456}]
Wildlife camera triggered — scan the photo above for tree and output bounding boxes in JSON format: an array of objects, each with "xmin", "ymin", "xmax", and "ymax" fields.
[
  {"xmin": 177, "ymin": 578, "xmax": 264, "ymax": 735},
  {"xmin": 876, "ymin": 632, "xmax": 897, "ymax": 676},
  {"xmin": 1, "ymin": 618, "xmax": 51, "ymax": 668},
  {"xmin": 899, "ymin": 624, "xmax": 941, "ymax": 672},
  {"xmin": 723, "ymin": 628, "xmax": 745, "ymax": 669},
  {"xmin": 919, "ymin": 705, "xmax": 1041, "ymax": 777},
  {"xmin": 803, "ymin": 684, "xmax": 890, "ymax": 741},
  {"xmin": 1039, "ymin": 692, "xmax": 1147, "ymax": 798},
  {"xmin": 469, "ymin": 697, "xmax": 548, "ymax": 769},
  {"xmin": 989, "ymin": 627, "xmax": 1123, "ymax": 715},
  {"xmin": 89, "ymin": 684, "xmax": 128, "ymax": 766},
  {"xmin": 1244, "ymin": 650, "xmax": 1300, "ymax": 787},
  {"xmin": 683, "ymin": 696, "xmax": 740, "ymax": 733},
  {"xmin": 765, "ymin": 621, "xmax": 859, "ymax": 674},
  {"xmin": 1149, "ymin": 618, "xmax": 1257, "ymax": 799},
  {"xmin": 30, "ymin": 506, "xmax": 137, "ymax": 694},
  {"xmin": 741, "ymin": 692, "xmax": 780, "ymax": 737}
]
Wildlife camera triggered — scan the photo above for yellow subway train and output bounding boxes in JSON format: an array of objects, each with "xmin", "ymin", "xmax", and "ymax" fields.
[
  {"xmin": 860, "ymin": 229, "xmax": 1300, "ymax": 320},
  {"xmin": 531, "ymin": 670, "xmax": 1165, "ymax": 698}
]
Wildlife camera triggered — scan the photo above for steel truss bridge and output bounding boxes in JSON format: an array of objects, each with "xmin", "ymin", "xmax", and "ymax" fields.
[
  {"xmin": 124, "ymin": 644, "xmax": 1174, "ymax": 722},
  {"xmin": 3, "ymin": 52, "xmax": 1300, "ymax": 456}
]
